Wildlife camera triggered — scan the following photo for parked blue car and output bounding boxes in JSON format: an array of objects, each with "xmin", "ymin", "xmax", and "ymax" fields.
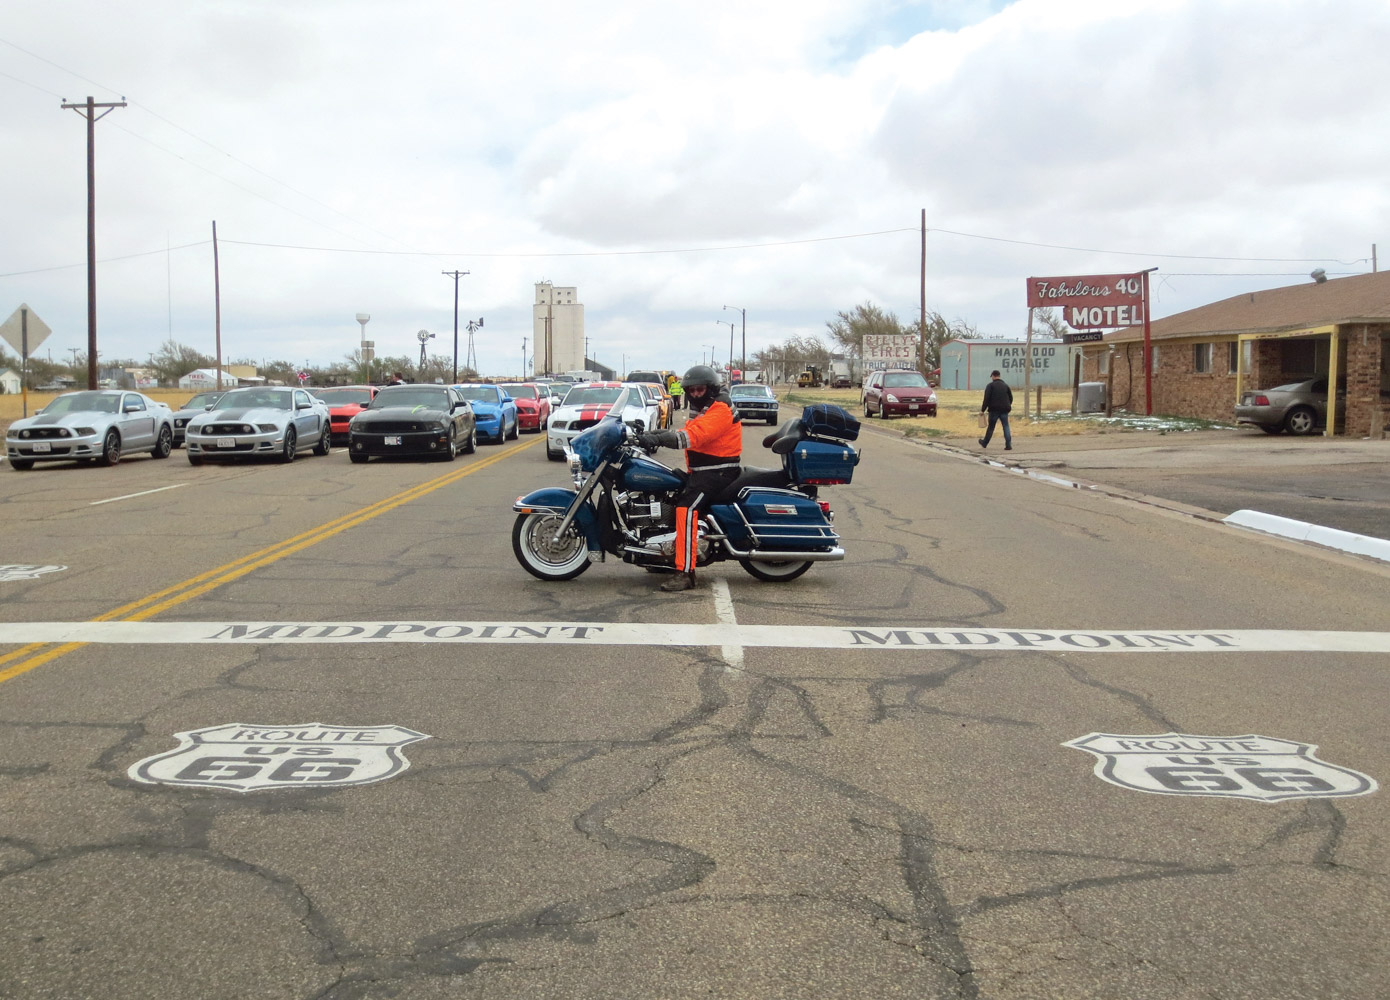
[{"xmin": 454, "ymin": 384, "xmax": 518, "ymax": 443}]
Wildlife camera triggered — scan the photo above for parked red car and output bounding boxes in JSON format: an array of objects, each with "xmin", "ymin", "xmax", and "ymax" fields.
[
  {"xmin": 862, "ymin": 370, "xmax": 937, "ymax": 418},
  {"xmin": 497, "ymin": 383, "xmax": 552, "ymax": 434},
  {"xmin": 311, "ymin": 385, "xmax": 379, "ymax": 444}
]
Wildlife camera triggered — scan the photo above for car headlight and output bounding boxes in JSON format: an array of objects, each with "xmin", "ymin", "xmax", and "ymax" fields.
[
  {"xmin": 927, "ymin": 394, "xmax": 937, "ymax": 403},
  {"xmin": 75, "ymin": 427, "xmax": 96, "ymax": 436},
  {"xmin": 257, "ymin": 423, "xmax": 278, "ymax": 433},
  {"xmin": 886, "ymin": 393, "xmax": 900, "ymax": 403}
]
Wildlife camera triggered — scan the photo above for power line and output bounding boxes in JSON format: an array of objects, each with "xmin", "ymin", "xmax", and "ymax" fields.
[{"xmin": 927, "ymin": 227, "xmax": 1367, "ymax": 265}]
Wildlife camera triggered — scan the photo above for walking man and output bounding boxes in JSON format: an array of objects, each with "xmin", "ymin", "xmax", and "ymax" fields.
[{"xmin": 978, "ymin": 370, "xmax": 1013, "ymax": 450}]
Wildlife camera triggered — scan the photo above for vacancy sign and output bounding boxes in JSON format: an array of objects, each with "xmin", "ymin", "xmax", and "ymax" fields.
[{"xmin": 1026, "ymin": 274, "xmax": 1145, "ymax": 329}]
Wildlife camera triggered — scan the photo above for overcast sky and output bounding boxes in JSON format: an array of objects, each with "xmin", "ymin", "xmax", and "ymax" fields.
[{"xmin": 2, "ymin": 0, "xmax": 1385, "ymax": 378}]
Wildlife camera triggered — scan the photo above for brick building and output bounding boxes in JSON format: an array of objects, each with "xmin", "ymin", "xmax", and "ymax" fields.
[{"xmin": 1079, "ymin": 270, "xmax": 1390, "ymax": 436}]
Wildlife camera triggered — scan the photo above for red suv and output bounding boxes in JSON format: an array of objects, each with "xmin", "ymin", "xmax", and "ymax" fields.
[{"xmin": 862, "ymin": 370, "xmax": 937, "ymax": 418}]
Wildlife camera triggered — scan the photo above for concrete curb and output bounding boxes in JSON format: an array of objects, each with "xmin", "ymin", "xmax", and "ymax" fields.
[{"xmin": 1222, "ymin": 509, "xmax": 1390, "ymax": 564}]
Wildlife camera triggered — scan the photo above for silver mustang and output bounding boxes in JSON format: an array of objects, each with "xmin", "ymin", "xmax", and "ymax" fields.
[
  {"xmin": 5, "ymin": 390, "xmax": 175, "ymax": 470},
  {"xmin": 184, "ymin": 386, "xmax": 332, "ymax": 465}
]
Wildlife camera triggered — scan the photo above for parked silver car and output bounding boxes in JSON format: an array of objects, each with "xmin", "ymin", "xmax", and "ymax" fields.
[
  {"xmin": 5, "ymin": 390, "xmax": 174, "ymax": 470},
  {"xmin": 1235, "ymin": 377, "xmax": 1344, "ymax": 435},
  {"xmin": 170, "ymin": 390, "xmax": 225, "ymax": 447},
  {"xmin": 184, "ymin": 386, "xmax": 332, "ymax": 464}
]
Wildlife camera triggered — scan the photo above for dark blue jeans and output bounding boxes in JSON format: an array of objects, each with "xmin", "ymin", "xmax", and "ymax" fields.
[{"xmin": 983, "ymin": 411, "xmax": 1011, "ymax": 447}]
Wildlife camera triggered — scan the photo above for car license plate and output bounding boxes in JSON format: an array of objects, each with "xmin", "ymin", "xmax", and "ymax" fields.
[
  {"xmin": 385, "ymin": 435, "xmax": 402, "ymax": 446},
  {"xmin": 32, "ymin": 442, "xmax": 51, "ymax": 453},
  {"xmin": 217, "ymin": 437, "xmax": 236, "ymax": 449},
  {"xmin": 909, "ymin": 403, "xmax": 919, "ymax": 411}
]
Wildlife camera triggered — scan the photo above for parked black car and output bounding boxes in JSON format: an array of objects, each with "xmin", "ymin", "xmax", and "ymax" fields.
[{"xmin": 347, "ymin": 385, "xmax": 477, "ymax": 462}]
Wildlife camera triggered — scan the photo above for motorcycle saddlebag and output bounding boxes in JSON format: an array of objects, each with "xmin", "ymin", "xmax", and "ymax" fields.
[
  {"xmin": 712, "ymin": 487, "xmax": 837, "ymax": 551},
  {"xmin": 799, "ymin": 403, "xmax": 860, "ymax": 441},
  {"xmin": 785, "ymin": 438, "xmax": 859, "ymax": 485}
]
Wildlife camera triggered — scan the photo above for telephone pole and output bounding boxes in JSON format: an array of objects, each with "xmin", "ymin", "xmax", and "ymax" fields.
[
  {"xmin": 442, "ymin": 270, "xmax": 469, "ymax": 381},
  {"xmin": 61, "ymin": 95, "xmax": 126, "ymax": 389}
]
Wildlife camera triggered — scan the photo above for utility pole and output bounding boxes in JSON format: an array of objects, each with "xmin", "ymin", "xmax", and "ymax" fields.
[
  {"xmin": 442, "ymin": 270, "xmax": 469, "ymax": 381},
  {"xmin": 61, "ymin": 95, "xmax": 126, "ymax": 389}
]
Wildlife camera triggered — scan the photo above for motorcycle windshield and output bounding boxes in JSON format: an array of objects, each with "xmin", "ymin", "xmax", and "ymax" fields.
[{"xmin": 570, "ymin": 389, "xmax": 630, "ymax": 471}]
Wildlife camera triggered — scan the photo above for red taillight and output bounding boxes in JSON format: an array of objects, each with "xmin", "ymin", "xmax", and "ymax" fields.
[
  {"xmin": 1254, "ymin": 395, "xmax": 1269, "ymax": 406},
  {"xmin": 817, "ymin": 500, "xmax": 831, "ymax": 515}
]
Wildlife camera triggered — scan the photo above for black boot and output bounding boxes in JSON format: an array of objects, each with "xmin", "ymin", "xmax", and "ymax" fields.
[{"xmin": 659, "ymin": 571, "xmax": 696, "ymax": 592}]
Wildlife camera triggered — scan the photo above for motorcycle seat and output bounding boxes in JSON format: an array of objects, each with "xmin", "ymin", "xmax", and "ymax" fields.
[
  {"xmin": 715, "ymin": 466, "xmax": 790, "ymax": 502},
  {"xmin": 762, "ymin": 419, "xmax": 807, "ymax": 454}
]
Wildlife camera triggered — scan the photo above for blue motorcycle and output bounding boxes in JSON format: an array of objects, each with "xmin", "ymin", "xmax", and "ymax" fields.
[{"xmin": 511, "ymin": 391, "xmax": 860, "ymax": 583}]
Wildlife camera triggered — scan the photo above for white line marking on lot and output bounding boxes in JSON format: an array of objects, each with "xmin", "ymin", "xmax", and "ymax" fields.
[
  {"xmin": 3, "ymin": 621, "xmax": 1390, "ymax": 653},
  {"xmin": 710, "ymin": 578, "xmax": 744, "ymax": 671},
  {"xmin": 90, "ymin": 484, "xmax": 188, "ymax": 506}
]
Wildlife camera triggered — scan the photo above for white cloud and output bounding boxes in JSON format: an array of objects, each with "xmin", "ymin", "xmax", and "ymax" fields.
[{"xmin": 2, "ymin": 0, "xmax": 1386, "ymax": 378}]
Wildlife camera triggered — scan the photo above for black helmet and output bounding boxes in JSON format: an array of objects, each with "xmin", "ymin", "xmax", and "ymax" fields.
[{"xmin": 681, "ymin": 364, "xmax": 722, "ymax": 412}]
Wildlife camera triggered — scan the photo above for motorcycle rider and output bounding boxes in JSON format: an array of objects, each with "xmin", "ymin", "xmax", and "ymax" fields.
[{"xmin": 637, "ymin": 364, "xmax": 741, "ymax": 592}]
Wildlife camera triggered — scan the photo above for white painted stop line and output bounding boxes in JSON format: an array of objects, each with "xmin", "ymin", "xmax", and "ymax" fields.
[{"xmin": 2, "ymin": 621, "xmax": 1389, "ymax": 653}]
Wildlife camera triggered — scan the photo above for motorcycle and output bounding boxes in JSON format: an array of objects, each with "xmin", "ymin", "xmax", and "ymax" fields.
[{"xmin": 511, "ymin": 391, "xmax": 861, "ymax": 583}]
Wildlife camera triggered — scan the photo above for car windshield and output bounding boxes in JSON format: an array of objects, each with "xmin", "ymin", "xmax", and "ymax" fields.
[
  {"xmin": 219, "ymin": 389, "xmax": 293, "ymax": 410},
  {"xmin": 41, "ymin": 391, "xmax": 122, "ymax": 414},
  {"xmin": 563, "ymin": 386, "xmax": 627, "ymax": 406},
  {"xmin": 497, "ymin": 384, "xmax": 536, "ymax": 398},
  {"xmin": 313, "ymin": 388, "xmax": 373, "ymax": 405},
  {"xmin": 455, "ymin": 386, "xmax": 501, "ymax": 403},
  {"xmin": 182, "ymin": 392, "xmax": 223, "ymax": 409},
  {"xmin": 730, "ymin": 385, "xmax": 772, "ymax": 398},
  {"xmin": 883, "ymin": 372, "xmax": 929, "ymax": 388},
  {"xmin": 371, "ymin": 388, "xmax": 451, "ymax": 409}
]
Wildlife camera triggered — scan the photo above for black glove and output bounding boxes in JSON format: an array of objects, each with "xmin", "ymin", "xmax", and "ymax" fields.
[{"xmin": 636, "ymin": 431, "xmax": 662, "ymax": 451}]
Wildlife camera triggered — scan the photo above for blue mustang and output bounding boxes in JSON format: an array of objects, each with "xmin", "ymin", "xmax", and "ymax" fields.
[{"xmin": 453, "ymin": 384, "xmax": 518, "ymax": 443}]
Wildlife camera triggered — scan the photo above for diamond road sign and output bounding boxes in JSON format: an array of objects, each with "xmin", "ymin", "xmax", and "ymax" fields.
[{"xmin": 0, "ymin": 304, "xmax": 52, "ymax": 357}]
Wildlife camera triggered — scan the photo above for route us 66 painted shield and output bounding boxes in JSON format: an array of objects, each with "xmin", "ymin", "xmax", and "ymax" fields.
[
  {"xmin": 129, "ymin": 723, "xmax": 430, "ymax": 793},
  {"xmin": 1063, "ymin": 733, "xmax": 1377, "ymax": 802}
]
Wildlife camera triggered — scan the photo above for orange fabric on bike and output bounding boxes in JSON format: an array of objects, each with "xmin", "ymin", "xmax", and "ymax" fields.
[{"xmin": 678, "ymin": 400, "xmax": 741, "ymax": 467}]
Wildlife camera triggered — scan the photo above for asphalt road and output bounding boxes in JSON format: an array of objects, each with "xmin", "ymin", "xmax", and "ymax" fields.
[{"xmin": 1, "ymin": 424, "xmax": 1388, "ymax": 999}]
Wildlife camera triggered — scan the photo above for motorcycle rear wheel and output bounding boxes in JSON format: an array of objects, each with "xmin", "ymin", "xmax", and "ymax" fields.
[
  {"xmin": 738, "ymin": 558, "xmax": 812, "ymax": 582},
  {"xmin": 512, "ymin": 511, "xmax": 591, "ymax": 581}
]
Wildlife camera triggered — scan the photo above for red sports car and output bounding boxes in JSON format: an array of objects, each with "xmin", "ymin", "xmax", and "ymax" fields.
[
  {"xmin": 497, "ymin": 383, "xmax": 552, "ymax": 434},
  {"xmin": 311, "ymin": 385, "xmax": 379, "ymax": 444}
]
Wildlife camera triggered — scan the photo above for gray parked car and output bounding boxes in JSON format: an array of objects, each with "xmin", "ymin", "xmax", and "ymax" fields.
[
  {"xmin": 5, "ymin": 390, "xmax": 174, "ymax": 469},
  {"xmin": 1234, "ymin": 377, "xmax": 1344, "ymax": 436},
  {"xmin": 170, "ymin": 390, "xmax": 225, "ymax": 446}
]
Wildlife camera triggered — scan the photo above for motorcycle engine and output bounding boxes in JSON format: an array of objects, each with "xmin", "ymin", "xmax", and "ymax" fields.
[{"xmin": 617, "ymin": 491, "xmax": 674, "ymax": 537}]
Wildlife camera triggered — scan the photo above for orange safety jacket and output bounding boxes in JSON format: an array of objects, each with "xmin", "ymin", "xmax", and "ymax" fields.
[{"xmin": 675, "ymin": 397, "xmax": 741, "ymax": 471}]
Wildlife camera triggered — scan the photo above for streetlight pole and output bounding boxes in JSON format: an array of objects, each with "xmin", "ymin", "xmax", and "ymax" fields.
[
  {"xmin": 716, "ymin": 321, "xmax": 734, "ymax": 375},
  {"xmin": 723, "ymin": 305, "xmax": 745, "ymax": 376}
]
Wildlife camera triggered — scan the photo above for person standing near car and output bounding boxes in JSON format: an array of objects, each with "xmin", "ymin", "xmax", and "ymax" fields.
[
  {"xmin": 978, "ymin": 369, "xmax": 1013, "ymax": 450},
  {"xmin": 667, "ymin": 373, "xmax": 684, "ymax": 411},
  {"xmin": 638, "ymin": 364, "xmax": 741, "ymax": 592}
]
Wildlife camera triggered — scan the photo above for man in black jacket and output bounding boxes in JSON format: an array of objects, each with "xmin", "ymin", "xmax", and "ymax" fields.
[{"xmin": 978, "ymin": 370, "xmax": 1013, "ymax": 450}]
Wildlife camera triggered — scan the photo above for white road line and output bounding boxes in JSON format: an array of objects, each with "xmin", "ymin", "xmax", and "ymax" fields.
[
  {"xmin": 3, "ymin": 621, "xmax": 1390, "ymax": 653},
  {"xmin": 710, "ymin": 578, "xmax": 744, "ymax": 671},
  {"xmin": 90, "ymin": 484, "xmax": 188, "ymax": 506}
]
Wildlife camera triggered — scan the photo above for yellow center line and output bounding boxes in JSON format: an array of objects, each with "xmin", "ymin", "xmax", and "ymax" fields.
[{"xmin": 0, "ymin": 439, "xmax": 541, "ymax": 684}]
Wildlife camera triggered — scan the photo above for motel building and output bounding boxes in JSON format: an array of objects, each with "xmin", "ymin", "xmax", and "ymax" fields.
[{"xmin": 1077, "ymin": 270, "xmax": 1390, "ymax": 437}]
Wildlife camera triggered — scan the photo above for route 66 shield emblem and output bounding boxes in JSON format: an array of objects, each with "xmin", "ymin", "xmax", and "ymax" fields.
[
  {"xmin": 1063, "ymin": 733, "xmax": 1377, "ymax": 802},
  {"xmin": 129, "ymin": 723, "xmax": 430, "ymax": 793}
]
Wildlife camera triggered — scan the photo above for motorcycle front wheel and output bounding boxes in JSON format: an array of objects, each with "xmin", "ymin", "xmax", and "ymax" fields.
[
  {"xmin": 512, "ymin": 511, "xmax": 592, "ymax": 581},
  {"xmin": 738, "ymin": 558, "xmax": 813, "ymax": 583}
]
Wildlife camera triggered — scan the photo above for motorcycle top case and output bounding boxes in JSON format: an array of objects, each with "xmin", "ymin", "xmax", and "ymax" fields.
[
  {"xmin": 711, "ymin": 488, "xmax": 837, "ymax": 551},
  {"xmin": 785, "ymin": 438, "xmax": 859, "ymax": 485},
  {"xmin": 799, "ymin": 404, "xmax": 859, "ymax": 441}
]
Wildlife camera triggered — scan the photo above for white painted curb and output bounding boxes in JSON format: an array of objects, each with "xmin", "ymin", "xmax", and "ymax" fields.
[{"xmin": 1223, "ymin": 509, "xmax": 1390, "ymax": 564}]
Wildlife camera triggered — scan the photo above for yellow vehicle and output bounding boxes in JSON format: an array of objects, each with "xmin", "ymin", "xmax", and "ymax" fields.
[{"xmin": 796, "ymin": 365, "xmax": 823, "ymax": 388}]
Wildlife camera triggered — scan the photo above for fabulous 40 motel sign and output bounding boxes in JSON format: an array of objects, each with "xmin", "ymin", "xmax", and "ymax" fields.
[{"xmin": 1026, "ymin": 269, "xmax": 1156, "ymax": 414}]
